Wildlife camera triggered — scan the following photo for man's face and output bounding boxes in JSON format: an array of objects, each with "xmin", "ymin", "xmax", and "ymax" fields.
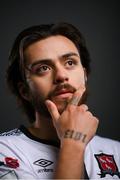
[{"xmin": 24, "ymin": 35, "xmax": 87, "ymax": 118}]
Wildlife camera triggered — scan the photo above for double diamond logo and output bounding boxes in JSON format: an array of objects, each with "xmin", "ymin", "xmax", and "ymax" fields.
[{"xmin": 34, "ymin": 159, "xmax": 53, "ymax": 168}]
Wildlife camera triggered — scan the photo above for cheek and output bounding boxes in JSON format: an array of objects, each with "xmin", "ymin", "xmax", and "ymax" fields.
[
  {"xmin": 70, "ymin": 69, "xmax": 85, "ymax": 87},
  {"xmin": 27, "ymin": 77, "xmax": 52, "ymax": 98}
]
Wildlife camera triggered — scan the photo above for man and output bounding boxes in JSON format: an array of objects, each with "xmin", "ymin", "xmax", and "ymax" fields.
[{"xmin": 0, "ymin": 22, "xmax": 120, "ymax": 179}]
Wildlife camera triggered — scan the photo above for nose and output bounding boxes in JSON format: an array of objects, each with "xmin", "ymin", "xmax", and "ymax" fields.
[{"xmin": 53, "ymin": 66, "xmax": 69, "ymax": 84}]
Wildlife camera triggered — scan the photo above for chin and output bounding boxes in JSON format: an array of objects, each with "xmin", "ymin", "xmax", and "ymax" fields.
[
  {"xmin": 58, "ymin": 107, "xmax": 65, "ymax": 114},
  {"xmin": 51, "ymin": 96, "xmax": 72, "ymax": 113},
  {"xmin": 55, "ymin": 101, "xmax": 68, "ymax": 114}
]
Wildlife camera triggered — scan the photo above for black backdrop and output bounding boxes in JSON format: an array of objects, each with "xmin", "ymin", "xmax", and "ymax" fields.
[{"xmin": 0, "ymin": 0, "xmax": 119, "ymax": 141}]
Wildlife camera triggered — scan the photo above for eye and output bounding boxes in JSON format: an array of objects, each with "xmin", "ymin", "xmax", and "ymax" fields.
[
  {"xmin": 65, "ymin": 59, "xmax": 77, "ymax": 68},
  {"xmin": 31, "ymin": 64, "xmax": 51, "ymax": 74},
  {"xmin": 67, "ymin": 60, "xmax": 73, "ymax": 65}
]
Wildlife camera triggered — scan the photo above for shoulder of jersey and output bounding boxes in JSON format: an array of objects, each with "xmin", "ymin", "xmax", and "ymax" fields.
[
  {"xmin": 0, "ymin": 128, "xmax": 22, "ymax": 137},
  {"xmin": 91, "ymin": 135, "xmax": 120, "ymax": 150}
]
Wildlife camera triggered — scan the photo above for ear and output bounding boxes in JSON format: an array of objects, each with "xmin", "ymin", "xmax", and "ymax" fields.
[{"xmin": 18, "ymin": 82, "xmax": 30, "ymax": 101}]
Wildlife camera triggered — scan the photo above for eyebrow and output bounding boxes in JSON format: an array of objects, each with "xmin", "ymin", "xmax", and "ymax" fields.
[
  {"xmin": 30, "ymin": 52, "xmax": 80, "ymax": 67},
  {"xmin": 61, "ymin": 52, "xmax": 80, "ymax": 59}
]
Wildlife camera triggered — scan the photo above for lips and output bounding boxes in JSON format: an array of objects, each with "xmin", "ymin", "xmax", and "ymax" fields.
[
  {"xmin": 54, "ymin": 89, "xmax": 73, "ymax": 96},
  {"xmin": 50, "ymin": 84, "xmax": 76, "ymax": 100},
  {"xmin": 52, "ymin": 89, "xmax": 73, "ymax": 100}
]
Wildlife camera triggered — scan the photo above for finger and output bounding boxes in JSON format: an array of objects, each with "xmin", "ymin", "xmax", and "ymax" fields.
[
  {"xmin": 79, "ymin": 104, "xmax": 88, "ymax": 112},
  {"xmin": 45, "ymin": 100, "xmax": 60, "ymax": 123},
  {"xmin": 68, "ymin": 85, "xmax": 86, "ymax": 106}
]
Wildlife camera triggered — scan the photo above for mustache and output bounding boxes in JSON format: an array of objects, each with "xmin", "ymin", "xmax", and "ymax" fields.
[
  {"xmin": 48, "ymin": 83, "xmax": 77, "ymax": 98},
  {"xmin": 48, "ymin": 83, "xmax": 88, "ymax": 105}
]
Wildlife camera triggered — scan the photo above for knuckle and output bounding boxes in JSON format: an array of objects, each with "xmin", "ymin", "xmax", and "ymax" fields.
[
  {"xmin": 93, "ymin": 117, "xmax": 99, "ymax": 125},
  {"xmin": 82, "ymin": 104, "xmax": 88, "ymax": 109},
  {"xmin": 79, "ymin": 104, "xmax": 88, "ymax": 112},
  {"xmin": 96, "ymin": 117, "xmax": 99, "ymax": 124},
  {"xmin": 86, "ymin": 111, "xmax": 92, "ymax": 116},
  {"xmin": 67, "ymin": 105, "xmax": 75, "ymax": 113}
]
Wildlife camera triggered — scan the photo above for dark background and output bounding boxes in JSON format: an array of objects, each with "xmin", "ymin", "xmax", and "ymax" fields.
[{"xmin": 0, "ymin": 0, "xmax": 119, "ymax": 141}]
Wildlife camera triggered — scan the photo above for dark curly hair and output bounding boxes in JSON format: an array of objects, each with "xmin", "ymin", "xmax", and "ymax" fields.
[{"xmin": 6, "ymin": 22, "xmax": 91, "ymax": 123}]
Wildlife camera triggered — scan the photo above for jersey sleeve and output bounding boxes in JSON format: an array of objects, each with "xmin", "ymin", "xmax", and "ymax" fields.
[{"xmin": 0, "ymin": 137, "xmax": 37, "ymax": 179}]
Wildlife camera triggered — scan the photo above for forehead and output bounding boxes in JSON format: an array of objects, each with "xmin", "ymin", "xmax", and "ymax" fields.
[{"xmin": 24, "ymin": 35, "xmax": 79, "ymax": 63}]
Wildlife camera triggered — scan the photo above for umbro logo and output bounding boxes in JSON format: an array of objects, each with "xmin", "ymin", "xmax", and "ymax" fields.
[
  {"xmin": 33, "ymin": 159, "xmax": 54, "ymax": 173},
  {"xmin": 34, "ymin": 159, "xmax": 53, "ymax": 168}
]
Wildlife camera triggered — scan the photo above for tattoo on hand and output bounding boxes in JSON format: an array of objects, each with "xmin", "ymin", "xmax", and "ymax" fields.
[{"xmin": 64, "ymin": 129, "xmax": 87, "ymax": 143}]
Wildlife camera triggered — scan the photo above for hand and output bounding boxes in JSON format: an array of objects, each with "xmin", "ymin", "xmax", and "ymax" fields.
[{"xmin": 45, "ymin": 85, "xmax": 99, "ymax": 147}]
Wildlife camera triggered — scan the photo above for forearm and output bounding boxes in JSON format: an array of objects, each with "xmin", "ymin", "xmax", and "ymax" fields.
[
  {"xmin": 46, "ymin": 88, "xmax": 99, "ymax": 179},
  {"xmin": 54, "ymin": 139, "xmax": 85, "ymax": 179}
]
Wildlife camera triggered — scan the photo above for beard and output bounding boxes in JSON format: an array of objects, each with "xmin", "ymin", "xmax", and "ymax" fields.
[
  {"xmin": 30, "ymin": 92, "xmax": 51, "ymax": 119},
  {"xmin": 29, "ymin": 83, "xmax": 88, "ymax": 119}
]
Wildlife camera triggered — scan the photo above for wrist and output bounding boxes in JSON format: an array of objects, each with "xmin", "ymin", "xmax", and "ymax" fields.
[
  {"xmin": 60, "ymin": 129, "xmax": 87, "ymax": 149},
  {"xmin": 61, "ymin": 137, "xmax": 86, "ymax": 153}
]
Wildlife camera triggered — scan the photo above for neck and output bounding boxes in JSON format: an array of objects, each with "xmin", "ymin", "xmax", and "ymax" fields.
[{"xmin": 28, "ymin": 111, "xmax": 59, "ymax": 143}]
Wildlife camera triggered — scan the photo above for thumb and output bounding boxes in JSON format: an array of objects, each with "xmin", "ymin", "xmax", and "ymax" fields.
[{"xmin": 45, "ymin": 100, "xmax": 60, "ymax": 123}]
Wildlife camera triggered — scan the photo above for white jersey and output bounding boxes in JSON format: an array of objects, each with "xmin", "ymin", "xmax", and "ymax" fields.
[{"xmin": 0, "ymin": 125, "xmax": 120, "ymax": 179}]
